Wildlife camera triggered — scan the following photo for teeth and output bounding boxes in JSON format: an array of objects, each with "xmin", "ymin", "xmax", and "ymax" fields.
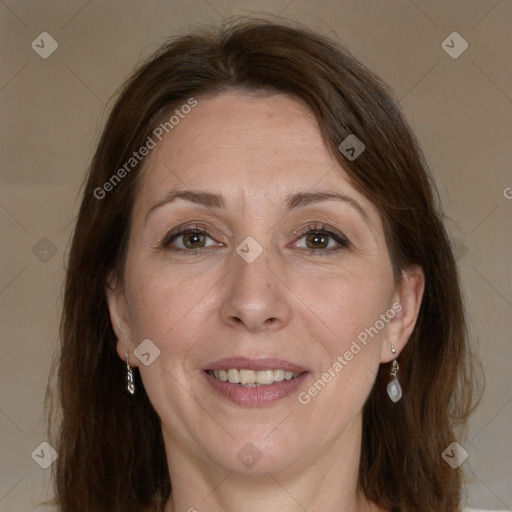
[
  {"xmin": 255, "ymin": 370, "xmax": 274, "ymax": 385},
  {"xmin": 239, "ymin": 369, "xmax": 255, "ymax": 385},
  {"xmin": 273, "ymin": 369, "xmax": 285, "ymax": 381},
  {"xmin": 227, "ymin": 369, "xmax": 239, "ymax": 383},
  {"xmin": 209, "ymin": 368, "xmax": 301, "ymax": 386}
]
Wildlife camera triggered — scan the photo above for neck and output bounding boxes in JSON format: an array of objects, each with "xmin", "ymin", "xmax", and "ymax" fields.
[{"xmin": 161, "ymin": 415, "xmax": 384, "ymax": 512}]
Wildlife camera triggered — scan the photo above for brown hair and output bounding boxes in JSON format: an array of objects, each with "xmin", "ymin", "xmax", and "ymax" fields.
[{"xmin": 47, "ymin": 17, "xmax": 479, "ymax": 512}]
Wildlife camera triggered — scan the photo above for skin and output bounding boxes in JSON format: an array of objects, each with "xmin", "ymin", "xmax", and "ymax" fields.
[{"xmin": 106, "ymin": 92, "xmax": 424, "ymax": 512}]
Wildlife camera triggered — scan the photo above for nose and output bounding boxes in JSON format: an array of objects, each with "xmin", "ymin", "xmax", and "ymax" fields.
[{"xmin": 219, "ymin": 247, "xmax": 292, "ymax": 333}]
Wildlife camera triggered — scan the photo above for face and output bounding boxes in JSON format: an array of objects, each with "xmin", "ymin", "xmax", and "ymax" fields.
[{"xmin": 107, "ymin": 92, "xmax": 422, "ymax": 478}]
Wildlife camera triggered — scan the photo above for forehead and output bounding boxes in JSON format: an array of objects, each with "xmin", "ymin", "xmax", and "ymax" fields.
[{"xmin": 135, "ymin": 92, "xmax": 378, "ymax": 219}]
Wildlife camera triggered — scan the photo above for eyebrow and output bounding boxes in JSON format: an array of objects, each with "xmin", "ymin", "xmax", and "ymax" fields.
[
  {"xmin": 145, "ymin": 190, "xmax": 226, "ymax": 222},
  {"xmin": 285, "ymin": 191, "xmax": 372, "ymax": 229},
  {"xmin": 145, "ymin": 189, "xmax": 373, "ymax": 230}
]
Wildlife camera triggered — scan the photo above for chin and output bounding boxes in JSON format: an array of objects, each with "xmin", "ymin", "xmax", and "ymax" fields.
[{"xmin": 202, "ymin": 431, "xmax": 306, "ymax": 475}]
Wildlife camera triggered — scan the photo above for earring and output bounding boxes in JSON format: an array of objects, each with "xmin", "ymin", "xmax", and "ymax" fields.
[
  {"xmin": 126, "ymin": 352, "xmax": 135, "ymax": 395},
  {"xmin": 387, "ymin": 345, "xmax": 402, "ymax": 403}
]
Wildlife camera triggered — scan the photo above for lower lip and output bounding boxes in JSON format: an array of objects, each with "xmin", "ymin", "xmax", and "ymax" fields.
[{"xmin": 203, "ymin": 371, "xmax": 309, "ymax": 407}]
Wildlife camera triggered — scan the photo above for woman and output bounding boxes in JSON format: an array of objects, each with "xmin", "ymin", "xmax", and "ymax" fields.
[{"xmin": 48, "ymin": 18, "xmax": 480, "ymax": 512}]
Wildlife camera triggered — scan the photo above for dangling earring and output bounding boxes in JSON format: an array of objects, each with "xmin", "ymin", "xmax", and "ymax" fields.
[
  {"xmin": 126, "ymin": 351, "xmax": 135, "ymax": 395},
  {"xmin": 387, "ymin": 345, "xmax": 402, "ymax": 403}
]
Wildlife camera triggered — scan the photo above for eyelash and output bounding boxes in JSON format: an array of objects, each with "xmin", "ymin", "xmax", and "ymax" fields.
[
  {"xmin": 293, "ymin": 223, "xmax": 350, "ymax": 253},
  {"xmin": 160, "ymin": 223, "xmax": 217, "ymax": 254},
  {"xmin": 161, "ymin": 222, "xmax": 350, "ymax": 254}
]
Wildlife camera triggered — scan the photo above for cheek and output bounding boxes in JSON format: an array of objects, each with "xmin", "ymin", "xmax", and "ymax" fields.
[
  {"xmin": 293, "ymin": 267, "xmax": 393, "ymax": 351},
  {"xmin": 291, "ymin": 267, "xmax": 394, "ymax": 428},
  {"xmin": 125, "ymin": 262, "xmax": 216, "ymax": 359},
  {"xmin": 123, "ymin": 264, "xmax": 216, "ymax": 426}
]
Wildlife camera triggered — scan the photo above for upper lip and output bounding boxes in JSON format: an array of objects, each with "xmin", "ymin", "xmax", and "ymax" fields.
[{"xmin": 204, "ymin": 357, "xmax": 309, "ymax": 373}]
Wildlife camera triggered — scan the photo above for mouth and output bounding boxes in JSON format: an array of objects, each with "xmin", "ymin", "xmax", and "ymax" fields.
[
  {"xmin": 206, "ymin": 368, "xmax": 302, "ymax": 387},
  {"xmin": 202, "ymin": 357, "xmax": 310, "ymax": 406}
]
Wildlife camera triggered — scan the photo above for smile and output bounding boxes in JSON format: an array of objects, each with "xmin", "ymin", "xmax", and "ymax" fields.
[
  {"xmin": 203, "ymin": 357, "xmax": 310, "ymax": 406},
  {"xmin": 207, "ymin": 368, "xmax": 302, "ymax": 387}
]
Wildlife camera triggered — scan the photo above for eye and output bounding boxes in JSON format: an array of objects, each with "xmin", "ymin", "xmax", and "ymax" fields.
[
  {"xmin": 162, "ymin": 227, "xmax": 219, "ymax": 252},
  {"xmin": 294, "ymin": 224, "xmax": 349, "ymax": 252}
]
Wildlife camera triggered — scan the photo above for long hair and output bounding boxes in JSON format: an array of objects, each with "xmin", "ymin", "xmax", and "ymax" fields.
[{"xmin": 47, "ymin": 18, "xmax": 479, "ymax": 511}]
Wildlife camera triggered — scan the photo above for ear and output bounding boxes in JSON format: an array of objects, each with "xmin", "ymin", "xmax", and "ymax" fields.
[
  {"xmin": 105, "ymin": 270, "xmax": 138, "ymax": 367},
  {"xmin": 380, "ymin": 265, "xmax": 425, "ymax": 363}
]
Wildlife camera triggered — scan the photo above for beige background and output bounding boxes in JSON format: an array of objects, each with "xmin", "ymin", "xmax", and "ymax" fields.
[{"xmin": 1, "ymin": 1, "xmax": 511, "ymax": 510}]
